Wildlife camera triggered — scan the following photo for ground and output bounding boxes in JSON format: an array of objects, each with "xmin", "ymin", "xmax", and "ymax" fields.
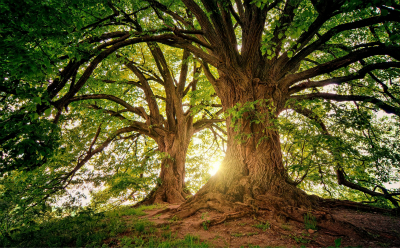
[{"xmin": 104, "ymin": 203, "xmax": 400, "ymax": 247}]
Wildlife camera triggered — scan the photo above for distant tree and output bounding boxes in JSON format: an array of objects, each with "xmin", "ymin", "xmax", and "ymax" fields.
[
  {"xmin": 0, "ymin": 0, "xmax": 224, "ymax": 207},
  {"xmin": 59, "ymin": 43, "xmax": 224, "ymax": 204}
]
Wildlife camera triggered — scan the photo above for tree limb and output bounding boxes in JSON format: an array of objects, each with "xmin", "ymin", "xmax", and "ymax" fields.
[
  {"xmin": 288, "ymin": 62, "xmax": 400, "ymax": 94},
  {"xmin": 291, "ymin": 93, "xmax": 400, "ymax": 115}
]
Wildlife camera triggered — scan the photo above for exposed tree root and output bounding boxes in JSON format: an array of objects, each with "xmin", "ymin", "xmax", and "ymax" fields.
[
  {"xmin": 135, "ymin": 185, "xmax": 190, "ymax": 206},
  {"xmin": 174, "ymin": 173, "xmax": 321, "ymax": 220},
  {"xmin": 209, "ymin": 211, "xmax": 249, "ymax": 226},
  {"xmin": 171, "ymin": 184, "xmax": 399, "ymax": 247}
]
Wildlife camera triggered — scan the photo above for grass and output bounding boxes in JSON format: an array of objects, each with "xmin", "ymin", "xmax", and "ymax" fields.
[
  {"xmin": 281, "ymin": 223, "xmax": 292, "ymax": 231},
  {"xmin": 247, "ymin": 232, "xmax": 259, "ymax": 236},
  {"xmin": 304, "ymin": 212, "xmax": 317, "ymax": 230},
  {"xmin": 231, "ymin": 232, "xmax": 259, "ymax": 237},
  {"xmin": 162, "ymin": 224, "xmax": 170, "ymax": 230},
  {"xmin": 231, "ymin": 232, "xmax": 245, "ymax": 237},
  {"xmin": 288, "ymin": 233, "xmax": 310, "ymax": 244},
  {"xmin": 201, "ymin": 212, "xmax": 210, "ymax": 230},
  {"xmin": 117, "ymin": 233, "xmax": 209, "ymax": 248},
  {"xmin": 253, "ymin": 221, "xmax": 271, "ymax": 231},
  {"xmin": 0, "ymin": 204, "xmax": 163, "ymax": 247},
  {"xmin": 0, "ymin": 202, "xmax": 212, "ymax": 248}
]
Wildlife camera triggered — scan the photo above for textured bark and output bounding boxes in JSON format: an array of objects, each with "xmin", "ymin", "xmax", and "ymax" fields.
[
  {"xmin": 177, "ymin": 72, "xmax": 318, "ymax": 217},
  {"xmin": 140, "ymin": 132, "xmax": 192, "ymax": 205}
]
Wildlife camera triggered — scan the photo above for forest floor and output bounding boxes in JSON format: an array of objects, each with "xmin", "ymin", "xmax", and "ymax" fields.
[{"xmin": 104, "ymin": 203, "xmax": 400, "ymax": 248}]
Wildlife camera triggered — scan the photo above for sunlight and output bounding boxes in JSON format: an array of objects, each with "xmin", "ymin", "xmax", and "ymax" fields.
[{"xmin": 209, "ymin": 159, "xmax": 222, "ymax": 175}]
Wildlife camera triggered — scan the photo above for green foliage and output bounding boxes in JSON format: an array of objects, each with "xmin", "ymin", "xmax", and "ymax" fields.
[
  {"xmin": 121, "ymin": 233, "xmax": 209, "ymax": 248},
  {"xmin": 1, "ymin": 0, "xmax": 400, "ymax": 243},
  {"xmin": 253, "ymin": 221, "xmax": 271, "ymax": 231},
  {"xmin": 0, "ymin": 111, "xmax": 61, "ymax": 173},
  {"xmin": 280, "ymin": 103, "xmax": 400, "ymax": 207},
  {"xmin": 227, "ymin": 99, "xmax": 276, "ymax": 128},
  {"xmin": 289, "ymin": 233, "xmax": 311, "ymax": 244},
  {"xmin": 0, "ymin": 204, "xmax": 161, "ymax": 247},
  {"xmin": 201, "ymin": 212, "xmax": 210, "ymax": 230},
  {"xmin": 281, "ymin": 224, "xmax": 292, "ymax": 231},
  {"xmin": 227, "ymin": 99, "xmax": 277, "ymax": 145},
  {"xmin": 304, "ymin": 212, "xmax": 317, "ymax": 230},
  {"xmin": 335, "ymin": 238, "xmax": 342, "ymax": 247},
  {"xmin": 231, "ymin": 232, "xmax": 245, "ymax": 237}
]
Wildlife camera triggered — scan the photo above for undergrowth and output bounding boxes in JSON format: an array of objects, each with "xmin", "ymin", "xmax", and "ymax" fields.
[
  {"xmin": 0, "ymin": 204, "xmax": 163, "ymax": 247},
  {"xmin": 118, "ymin": 233, "xmax": 209, "ymax": 248}
]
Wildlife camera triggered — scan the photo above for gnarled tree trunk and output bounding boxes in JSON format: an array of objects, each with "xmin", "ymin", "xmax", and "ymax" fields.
[
  {"xmin": 177, "ymin": 73, "xmax": 318, "ymax": 217},
  {"xmin": 141, "ymin": 133, "xmax": 192, "ymax": 205}
]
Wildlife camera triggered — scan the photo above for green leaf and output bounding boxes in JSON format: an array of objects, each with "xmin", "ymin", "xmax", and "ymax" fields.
[
  {"xmin": 33, "ymin": 97, "xmax": 41, "ymax": 104},
  {"xmin": 44, "ymin": 108, "xmax": 52, "ymax": 117}
]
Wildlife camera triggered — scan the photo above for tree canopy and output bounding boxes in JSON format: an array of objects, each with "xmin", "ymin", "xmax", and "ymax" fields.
[{"xmin": 1, "ymin": 0, "xmax": 400, "ymax": 237}]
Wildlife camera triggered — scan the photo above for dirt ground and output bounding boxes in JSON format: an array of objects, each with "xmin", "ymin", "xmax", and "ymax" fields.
[{"xmin": 128, "ymin": 204, "xmax": 400, "ymax": 248}]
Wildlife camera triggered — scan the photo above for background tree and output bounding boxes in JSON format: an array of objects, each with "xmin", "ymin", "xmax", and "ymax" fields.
[
  {"xmin": 1, "ymin": 0, "xmax": 225, "ymax": 227},
  {"xmin": 60, "ymin": 42, "xmax": 224, "ymax": 204}
]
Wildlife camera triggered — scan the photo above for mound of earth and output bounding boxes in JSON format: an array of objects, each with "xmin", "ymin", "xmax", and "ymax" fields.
[{"xmin": 117, "ymin": 203, "xmax": 400, "ymax": 247}]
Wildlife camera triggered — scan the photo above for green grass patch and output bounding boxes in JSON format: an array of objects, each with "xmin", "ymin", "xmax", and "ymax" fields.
[
  {"xmin": 252, "ymin": 221, "xmax": 271, "ymax": 231},
  {"xmin": 304, "ymin": 212, "xmax": 317, "ymax": 230},
  {"xmin": 118, "ymin": 233, "xmax": 209, "ymax": 247},
  {"xmin": 0, "ymin": 204, "xmax": 162, "ymax": 247}
]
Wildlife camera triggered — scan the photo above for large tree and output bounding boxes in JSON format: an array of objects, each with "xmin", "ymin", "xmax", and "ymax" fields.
[
  {"xmin": 1, "ymin": 0, "xmax": 223, "ymax": 206},
  {"xmin": 2, "ymin": 0, "xmax": 400, "ymax": 217},
  {"xmin": 121, "ymin": 0, "xmax": 400, "ymax": 216},
  {"xmin": 62, "ymin": 43, "xmax": 224, "ymax": 204}
]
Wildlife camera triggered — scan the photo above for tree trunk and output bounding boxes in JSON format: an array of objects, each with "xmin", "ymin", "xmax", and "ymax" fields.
[
  {"xmin": 177, "ymin": 74, "xmax": 318, "ymax": 217},
  {"xmin": 140, "ymin": 132, "xmax": 192, "ymax": 205}
]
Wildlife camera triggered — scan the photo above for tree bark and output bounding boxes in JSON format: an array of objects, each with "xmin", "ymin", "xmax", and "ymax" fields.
[
  {"xmin": 177, "ymin": 73, "xmax": 318, "ymax": 217},
  {"xmin": 140, "ymin": 127, "xmax": 193, "ymax": 205}
]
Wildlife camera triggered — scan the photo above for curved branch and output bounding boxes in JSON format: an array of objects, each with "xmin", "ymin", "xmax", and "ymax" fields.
[
  {"xmin": 193, "ymin": 118, "xmax": 225, "ymax": 133},
  {"xmin": 53, "ymin": 34, "xmax": 199, "ymax": 108},
  {"xmin": 291, "ymin": 93, "xmax": 400, "ymax": 115},
  {"xmin": 282, "ymin": 46, "xmax": 400, "ymax": 87},
  {"xmin": 337, "ymin": 169, "xmax": 399, "ymax": 207},
  {"xmin": 148, "ymin": 0, "xmax": 193, "ymax": 27},
  {"xmin": 289, "ymin": 105, "xmax": 329, "ymax": 134},
  {"xmin": 123, "ymin": 57, "xmax": 161, "ymax": 121},
  {"xmin": 67, "ymin": 94, "xmax": 149, "ymax": 119},
  {"xmin": 282, "ymin": 13, "xmax": 400, "ymax": 75},
  {"xmin": 288, "ymin": 62, "xmax": 400, "ymax": 94},
  {"xmin": 64, "ymin": 128, "xmax": 141, "ymax": 182},
  {"xmin": 85, "ymin": 104, "xmax": 129, "ymax": 121},
  {"xmin": 290, "ymin": 105, "xmax": 400, "ymax": 207}
]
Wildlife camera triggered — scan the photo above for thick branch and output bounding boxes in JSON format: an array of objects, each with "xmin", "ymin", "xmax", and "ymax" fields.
[
  {"xmin": 288, "ymin": 62, "xmax": 400, "ymax": 94},
  {"xmin": 123, "ymin": 57, "xmax": 161, "ymax": 122},
  {"xmin": 54, "ymin": 34, "xmax": 187, "ymax": 108},
  {"xmin": 291, "ymin": 93, "xmax": 400, "ymax": 115},
  {"xmin": 193, "ymin": 118, "xmax": 225, "ymax": 133},
  {"xmin": 282, "ymin": 13, "xmax": 400, "ymax": 76},
  {"xmin": 337, "ymin": 169, "xmax": 399, "ymax": 207},
  {"xmin": 290, "ymin": 105, "xmax": 400, "ymax": 207},
  {"xmin": 67, "ymin": 94, "xmax": 149, "ymax": 119},
  {"xmin": 282, "ymin": 46, "xmax": 400, "ymax": 87}
]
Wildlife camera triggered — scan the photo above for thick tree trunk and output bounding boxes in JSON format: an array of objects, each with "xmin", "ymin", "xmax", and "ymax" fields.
[
  {"xmin": 140, "ymin": 132, "xmax": 192, "ymax": 205},
  {"xmin": 177, "ymin": 74, "xmax": 318, "ymax": 217}
]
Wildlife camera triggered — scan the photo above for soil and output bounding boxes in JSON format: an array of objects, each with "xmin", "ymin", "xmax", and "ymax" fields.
[{"xmin": 119, "ymin": 204, "xmax": 400, "ymax": 248}]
